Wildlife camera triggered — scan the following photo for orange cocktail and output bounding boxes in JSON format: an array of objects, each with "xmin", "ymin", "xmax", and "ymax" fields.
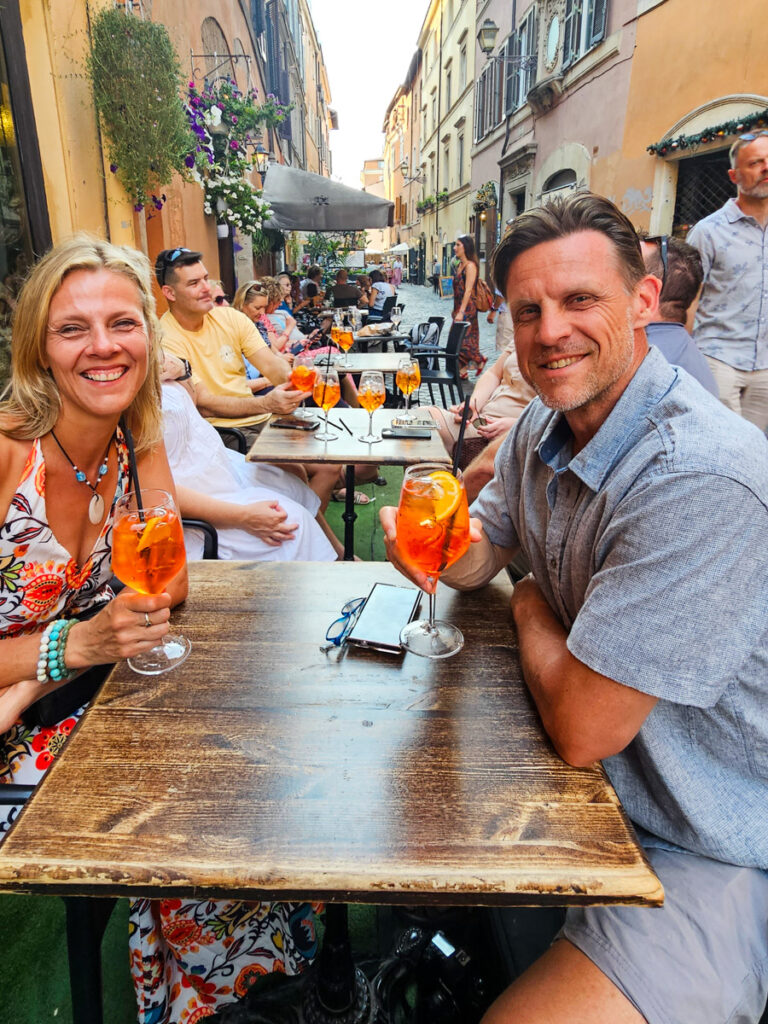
[
  {"xmin": 290, "ymin": 363, "xmax": 317, "ymax": 393},
  {"xmin": 396, "ymin": 358, "xmax": 421, "ymax": 421},
  {"xmin": 357, "ymin": 370, "xmax": 386, "ymax": 443},
  {"xmin": 395, "ymin": 465, "xmax": 470, "ymax": 658},
  {"xmin": 312, "ymin": 367, "xmax": 341, "ymax": 440},
  {"xmin": 112, "ymin": 507, "xmax": 186, "ymax": 595},
  {"xmin": 111, "ymin": 489, "xmax": 191, "ymax": 674},
  {"xmin": 396, "ymin": 469, "xmax": 470, "ymax": 577}
]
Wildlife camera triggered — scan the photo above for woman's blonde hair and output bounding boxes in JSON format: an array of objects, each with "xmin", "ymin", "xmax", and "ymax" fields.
[
  {"xmin": 233, "ymin": 277, "xmax": 282, "ymax": 313},
  {"xmin": 0, "ymin": 234, "xmax": 163, "ymax": 453}
]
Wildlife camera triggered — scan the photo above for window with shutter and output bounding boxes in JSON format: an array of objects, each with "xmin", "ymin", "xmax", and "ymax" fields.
[
  {"xmin": 563, "ymin": 0, "xmax": 580, "ymax": 68},
  {"xmin": 589, "ymin": 0, "xmax": 608, "ymax": 47}
]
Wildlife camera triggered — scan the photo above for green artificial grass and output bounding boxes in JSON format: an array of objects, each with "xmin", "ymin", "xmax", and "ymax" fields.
[{"xmin": 323, "ymin": 466, "xmax": 403, "ymax": 561}]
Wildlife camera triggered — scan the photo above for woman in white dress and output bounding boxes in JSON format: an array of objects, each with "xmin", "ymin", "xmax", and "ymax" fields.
[{"xmin": 161, "ymin": 363, "xmax": 337, "ymax": 562}]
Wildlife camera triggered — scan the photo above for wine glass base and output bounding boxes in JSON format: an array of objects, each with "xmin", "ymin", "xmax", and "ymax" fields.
[
  {"xmin": 357, "ymin": 433, "xmax": 382, "ymax": 443},
  {"xmin": 397, "ymin": 409, "xmax": 417, "ymax": 422},
  {"xmin": 294, "ymin": 405, "xmax": 315, "ymax": 420},
  {"xmin": 400, "ymin": 618, "xmax": 464, "ymax": 659},
  {"xmin": 314, "ymin": 429, "xmax": 338, "ymax": 441},
  {"xmin": 128, "ymin": 634, "xmax": 192, "ymax": 675}
]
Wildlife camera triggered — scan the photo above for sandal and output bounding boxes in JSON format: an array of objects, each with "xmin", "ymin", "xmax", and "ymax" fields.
[{"xmin": 331, "ymin": 489, "xmax": 375, "ymax": 505}]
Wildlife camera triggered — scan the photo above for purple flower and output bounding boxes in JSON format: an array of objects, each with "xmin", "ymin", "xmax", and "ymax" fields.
[
  {"xmin": 184, "ymin": 154, "xmax": 196, "ymax": 168},
  {"xmin": 109, "ymin": 163, "xmax": 118, "ymax": 173},
  {"xmin": 134, "ymin": 203, "xmax": 144, "ymax": 212},
  {"xmin": 232, "ymin": 116, "xmax": 238, "ymax": 124},
  {"xmin": 230, "ymin": 140, "xmax": 239, "ymax": 150},
  {"xmin": 189, "ymin": 81, "xmax": 195, "ymax": 89}
]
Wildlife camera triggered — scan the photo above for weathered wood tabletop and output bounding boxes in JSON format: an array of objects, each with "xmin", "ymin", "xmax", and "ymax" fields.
[
  {"xmin": 246, "ymin": 409, "xmax": 449, "ymax": 466},
  {"xmin": 0, "ymin": 562, "xmax": 662, "ymax": 907}
]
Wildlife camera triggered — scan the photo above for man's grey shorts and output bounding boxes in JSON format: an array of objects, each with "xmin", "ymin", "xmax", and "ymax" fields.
[{"xmin": 561, "ymin": 845, "xmax": 768, "ymax": 1024}]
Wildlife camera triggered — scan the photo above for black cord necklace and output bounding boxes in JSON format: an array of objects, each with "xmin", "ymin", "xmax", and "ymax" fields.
[{"xmin": 49, "ymin": 429, "xmax": 114, "ymax": 525}]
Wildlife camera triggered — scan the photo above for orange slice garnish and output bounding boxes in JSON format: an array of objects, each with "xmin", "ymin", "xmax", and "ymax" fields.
[
  {"xmin": 136, "ymin": 514, "xmax": 172, "ymax": 552},
  {"xmin": 427, "ymin": 470, "xmax": 463, "ymax": 522}
]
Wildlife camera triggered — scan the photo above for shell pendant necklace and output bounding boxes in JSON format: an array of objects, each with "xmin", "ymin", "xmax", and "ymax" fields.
[{"xmin": 50, "ymin": 429, "xmax": 114, "ymax": 525}]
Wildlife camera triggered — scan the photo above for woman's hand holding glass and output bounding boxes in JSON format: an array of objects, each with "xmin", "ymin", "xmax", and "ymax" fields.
[{"xmin": 111, "ymin": 488, "xmax": 191, "ymax": 674}]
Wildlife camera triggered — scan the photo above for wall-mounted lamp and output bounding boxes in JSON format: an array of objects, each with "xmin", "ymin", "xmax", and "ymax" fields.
[
  {"xmin": 255, "ymin": 145, "xmax": 273, "ymax": 179},
  {"xmin": 399, "ymin": 158, "xmax": 425, "ymax": 184},
  {"xmin": 477, "ymin": 17, "xmax": 537, "ymax": 70}
]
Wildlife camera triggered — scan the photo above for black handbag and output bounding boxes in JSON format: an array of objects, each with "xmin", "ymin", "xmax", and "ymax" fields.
[{"xmin": 21, "ymin": 417, "xmax": 142, "ymax": 729}]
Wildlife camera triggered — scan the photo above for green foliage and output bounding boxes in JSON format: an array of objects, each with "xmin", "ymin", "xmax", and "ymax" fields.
[
  {"xmin": 304, "ymin": 231, "xmax": 366, "ymax": 271},
  {"xmin": 87, "ymin": 8, "xmax": 194, "ymax": 210},
  {"xmin": 473, "ymin": 181, "xmax": 498, "ymax": 212}
]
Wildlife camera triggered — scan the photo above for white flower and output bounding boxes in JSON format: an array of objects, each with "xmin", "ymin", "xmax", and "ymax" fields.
[{"xmin": 207, "ymin": 105, "xmax": 223, "ymax": 127}]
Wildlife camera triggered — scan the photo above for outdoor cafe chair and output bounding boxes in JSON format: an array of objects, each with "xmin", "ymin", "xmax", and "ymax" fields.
[{"xmin": 413, "ymin": 319, "xmax": 469, "ymax": 407}]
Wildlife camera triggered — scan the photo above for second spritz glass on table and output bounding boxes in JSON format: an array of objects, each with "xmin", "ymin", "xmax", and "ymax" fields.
[
  {"xmin": 289, "ymin": 350, "xmax": 317, "ymax": 420},
  {"xmin": 111, "ymin": 488, "xmax": 191, "ymax": 674},
  {"xmin": 395, "ymin": 464, "xmax": 471, "ymax": 658},
  {"xmin": 395, "ymin": 357, "xmax": 421, "ymax": 422},
  {"xmin": 357, "ymin": 370, "xmax": 386, "ymax": 443},
  {"xmin": 313, "ymin": 366, "xmax": 341, "ymax": 441}
]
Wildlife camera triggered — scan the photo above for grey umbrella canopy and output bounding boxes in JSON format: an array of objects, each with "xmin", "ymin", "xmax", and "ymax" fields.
[{"xmin": 262, "ymin": 162, "xmax": 394, "ymax": 231}]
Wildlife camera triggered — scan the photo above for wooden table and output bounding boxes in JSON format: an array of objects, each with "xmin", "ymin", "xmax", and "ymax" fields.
[
  {"xmin": 0, "ymin": 562, "xmax": 662, "ymax": 907},
  {"xmin": 247, "ymin": 409, "xmax": 450, "ymax": 560},
  {"xmin": 0, "ymin": 562, "xmax": 661, "ymax": 1022}
]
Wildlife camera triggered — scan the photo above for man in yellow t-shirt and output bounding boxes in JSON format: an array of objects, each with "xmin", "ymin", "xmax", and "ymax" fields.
[{"xmin": 155, "ymin": 248, "xmax": 303, "ymax": 446}]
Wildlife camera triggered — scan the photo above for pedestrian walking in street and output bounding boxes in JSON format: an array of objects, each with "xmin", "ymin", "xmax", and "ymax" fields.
[
  {"xmin": 452, "ymin": 234, "xmax": 486, "ymax": 377},
  {"xmin": 392, "ymin": 256, "xmax": 403, "ymax": 288},
  {"xmin": 432, "ymin": 257, "xmax": 440, "ymax": 293}
]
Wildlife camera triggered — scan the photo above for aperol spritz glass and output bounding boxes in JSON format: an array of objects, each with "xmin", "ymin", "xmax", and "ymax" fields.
[
  {"xmin": 396, "ymin": 357, "xmax": 421, "ymax": 422},
  {"xmin": 112, "ymin": 489, "xmax": 191, "ymax": 674},
  {"xmin": 290, "ymin": 350, "xmax": 317, "ymax": 419},
  {"xmin": 357, "ymin": 370, "xmax": 386, "ymax": 443},
  {"xmin": 313, "ymin": 366, "xmax": 341, "ymax": 441},
  {"xmin": 396, "ymin": 464, "xmax": 470, "ymax": 658}
]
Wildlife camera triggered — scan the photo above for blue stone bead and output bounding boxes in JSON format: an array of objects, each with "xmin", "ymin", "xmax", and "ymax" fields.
[
  {"xmin": 75, "ymin": 470, "xmax": 86, "ymax": 482},
  {"xmin": 98, "ymin": 464, "xmax": 107, "ymax": 477}
]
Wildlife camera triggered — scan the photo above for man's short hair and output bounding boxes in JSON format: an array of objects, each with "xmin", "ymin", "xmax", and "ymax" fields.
[
  {"xmin": 728, "ymin": 130, "xmax": 768, "ymax": 168},
  {"xmin": 642, "ymin": 236, "xmax": 703, "ymax": 324},
  {"xmin": 492, "ymin": 192, "xmax": 646, "ymax": 296},
  {"xmin": 306, "ymin": 265, "xmax": 322, "ymax": 281},
  {"xmin": 155, "ymin": 248, "xmax": 203, "ymax": 287},
  {"xmin": 335, "ymin": 268, "xmax": 348, "ymax": 283}
]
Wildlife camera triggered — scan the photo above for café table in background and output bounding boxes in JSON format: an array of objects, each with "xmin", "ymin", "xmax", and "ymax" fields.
[{"xmin": 247, "ymin": 409, "xmax": 451, "ymax": 559}]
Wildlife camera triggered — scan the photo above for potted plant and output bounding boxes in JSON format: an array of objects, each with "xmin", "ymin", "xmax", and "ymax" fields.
[{"xmin": 437, "ymin": 189, "xmax": 449, "ymax": 204}]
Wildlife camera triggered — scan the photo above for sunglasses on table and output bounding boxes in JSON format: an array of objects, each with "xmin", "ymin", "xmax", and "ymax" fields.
[
  {"xmin": 321, "ymin": 597, "xmax": 365, "ymax": 652},
  {"xmin": 645, "ymin": 234, "xmax": 668, "ymax": 290}
]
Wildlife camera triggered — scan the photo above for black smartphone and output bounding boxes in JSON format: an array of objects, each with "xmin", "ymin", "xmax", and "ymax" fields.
[
  {"xmin": 270, "ymin": 417, "xmax": 319, "ymax": 430},
  {"xmin": 347, "ymin": 582, "xmax": 422, "ymax": 654},
  {"xmin": 381, "ymin": 427, "xmax": 431, "ymax": 440}
]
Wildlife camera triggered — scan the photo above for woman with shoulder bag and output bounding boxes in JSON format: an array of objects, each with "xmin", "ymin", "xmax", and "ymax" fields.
[{"xmin": 452, "ymin": 234, "xmax": 486, "ymax": 378}]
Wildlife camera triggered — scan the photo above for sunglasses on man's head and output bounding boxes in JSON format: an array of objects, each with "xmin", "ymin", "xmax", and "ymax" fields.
[
  {"xmin": 738, "ymin": 131, "xmax": 768, "ymax": 142},
  {"xmin": 158, "ymin": 247, "xmax": 192, "ymax": 286},
  {"xmin": 645, "ymin": 234, "xmax": 668, "ymax": 290}
]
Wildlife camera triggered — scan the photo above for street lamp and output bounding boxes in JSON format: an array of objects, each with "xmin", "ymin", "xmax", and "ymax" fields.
[
  {"xmin": 255, "ymin": 144, "xmax": 272, "ymax": 180},
  {"xmin": 477, "ymin": 17, "xmax": 537, "ymax": 70},
  {"xmin": 399, "ymin": 158, "xmax": 425, "ymax": 184}
]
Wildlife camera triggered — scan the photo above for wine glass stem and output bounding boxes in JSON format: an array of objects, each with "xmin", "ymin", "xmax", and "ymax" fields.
[
  {"xmin": 368, "ymin": 410, "xmax": 374, "ymax": 436},
  {"xmin": 404, "ymin": 392, "xmax": 410, "ymax": 415},
  {"xmin": 427, "ymin": 585, "xmax": 436, "ymax": 630},
  {"xmin": 324, "ymin": 408, "xmax": 330, "ymax": 433}
]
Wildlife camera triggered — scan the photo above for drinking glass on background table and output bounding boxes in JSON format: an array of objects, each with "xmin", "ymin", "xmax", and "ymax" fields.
[
  {"xmin": 290, "ymin": 350, "xmax": 317, "ymax": 419},
  {"xmin": 395, "ymin": 464, "xmax": 471, "ymax": 658},
  {"xmin": 396, "ymin": 356, "xmax": 421, "ymax": 422},
  {"xmin": 313, "ymin": 366, "xmax": 341, "ymax": 441},
  {"xmin": 111, "ymin": 489, "xmax": 191, "ymax": 674},
  {"xmin": 337, "ymin": 323, "xmax": 355, "ymax": 367},
  {"xmin": 357, "ymin": 370, "xmax": 386, "ymax": 443}
]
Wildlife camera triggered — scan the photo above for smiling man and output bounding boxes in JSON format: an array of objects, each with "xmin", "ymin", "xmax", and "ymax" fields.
[
  {"xmin": 380, "ymin": 193, "xmax": 768, "ymax": 1024},
  {"xmin": 687, "ymin": 131, "xmax": 768, "ymax": 429},
  {"xmin": 155, "ymin": 247, "xmax": 301, "ymax": 447}
]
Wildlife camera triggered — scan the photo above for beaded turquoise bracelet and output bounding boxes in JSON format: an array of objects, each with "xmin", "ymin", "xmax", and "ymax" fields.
[{"xmin": 37, "ymin": 617, "xmax": 77, "ymax": 685}]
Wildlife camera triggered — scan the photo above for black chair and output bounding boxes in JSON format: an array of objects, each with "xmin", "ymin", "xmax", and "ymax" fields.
[
  {"xmin": 413, "ymin": 320, "xmax": 468, "ymax": 407},
  {"xmin": 214, "ymin": 425, "xmax": 248, "ymax": 454},
  {"xmin": 181, "ymin": 518, "xmax": 219, "ymax": 559},
  {"xmin": 367, "ymin": 294, "xmax": 396, "ymax": 324},
  {"xmin": 428, "ymin": 315, "xmax": 445, "ymax": 343}
]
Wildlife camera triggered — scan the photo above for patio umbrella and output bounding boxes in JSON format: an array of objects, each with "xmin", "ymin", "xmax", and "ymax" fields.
[
  {"xmin": 389, "ymin": 242, "xmax": 410, "ymax": 253},
  {"xmin": 262, "ymin": 163, "xmax": 394, "ymax": 231}
]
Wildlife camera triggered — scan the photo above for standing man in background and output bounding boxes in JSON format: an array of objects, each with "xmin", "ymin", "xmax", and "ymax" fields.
[{"xmin": 687, "ymin": 131, "xmax": 768, "ymax": 429}]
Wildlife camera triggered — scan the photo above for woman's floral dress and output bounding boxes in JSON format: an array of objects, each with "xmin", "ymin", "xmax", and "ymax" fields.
[
  {"xmin": 453, "ymin": 265, "xmax": 482, "ymax": 372},
  {"xmin": 0, "ymin": 434, "xmax": 320, "ymax": 1023}
]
